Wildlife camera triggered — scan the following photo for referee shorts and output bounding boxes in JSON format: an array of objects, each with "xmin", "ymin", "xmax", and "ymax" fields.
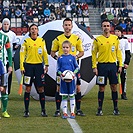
[
  {"xmin": 24, "ymin": 63, "xmax": 45, "ymax": 87},
  {"xmin": 96, "ymin": 63, "xmax": 118, "ymax": 85}
]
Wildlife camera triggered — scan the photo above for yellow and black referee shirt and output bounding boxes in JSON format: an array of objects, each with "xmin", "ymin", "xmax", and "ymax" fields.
[
  {"xmin": 92, "ymin": 34, "xmax": 122, "ymax": 68},
  {"xmin": 20, "ymin": 37, "xmax": 48, "ymax": 71},
  {"xmin": 51, "ymin": 33, "xmax": 84, "ymax": 56}
]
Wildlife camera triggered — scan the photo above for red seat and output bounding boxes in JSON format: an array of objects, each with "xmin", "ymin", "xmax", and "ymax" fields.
[
  {"xmin": 123, "ymin": 31, "xmax": 126, "ymax": 35},
  {"xmin": 22, "ymin": 27, "xmax": 28, "ymax": 33},
  {"xmin": 16, "ymin": 27, "xmax": 22, "ymax": 32},
  {"xmin": 110, "ymin": 31, "xmax": 114, "ymax": 34},
  {"xmin": 11, "ymin": 27, "xmax": 17, "ymax": 33},
  {"xmin": 111, "ymin": 26, "xmax": 114, "ymax": 31},
  {"xmin": 17, "ymin": 32, "xmax": 22, "ymax": 35},
  {"xmin": 16, "ymin": 28, "xmax": 22, "ymax": 35},
  {"xmin": 128, "ymin": 31, "xmax": 132, "ymax": 34}
]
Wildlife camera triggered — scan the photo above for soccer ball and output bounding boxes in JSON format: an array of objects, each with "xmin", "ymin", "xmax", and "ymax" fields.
[
  {"xmin": 61, "ymin": 70, "xmax": 75, "ymax": 82},
  {"xmin": 14, "ymin": 20, "xmax": 96, "ymax": 100}
]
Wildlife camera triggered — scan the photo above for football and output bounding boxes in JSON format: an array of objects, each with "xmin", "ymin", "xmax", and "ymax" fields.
[{"xmin": 61, "ymin": 70, "xmax": 75, "ymax": 82}]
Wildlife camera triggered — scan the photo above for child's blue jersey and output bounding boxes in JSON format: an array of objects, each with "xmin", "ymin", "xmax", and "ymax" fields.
[
  {"xmin": 57, "ymin": 54, "xmax": 79, "ymax": 73},
  {"xmin": 57, "ymin": 54, "xmax": 79, "ymax": 95}
]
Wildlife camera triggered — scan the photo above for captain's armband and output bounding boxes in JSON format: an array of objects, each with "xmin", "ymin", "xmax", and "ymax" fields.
[{"xmin": 54, "ymin": 55, "xmax": 58, "ymax": 60}]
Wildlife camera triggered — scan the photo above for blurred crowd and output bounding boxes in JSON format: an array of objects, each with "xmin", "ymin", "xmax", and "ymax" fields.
[
  {"xmin": 0, "ymin": 0, "xmax": 133, "ymax": 34},
  {"xmin": 0, "ymin": 0, "xmax": 91, "ymax": 28},
  {"xmin": 101, "ymin": 1, "xmax": 133, "ymax": 34}
]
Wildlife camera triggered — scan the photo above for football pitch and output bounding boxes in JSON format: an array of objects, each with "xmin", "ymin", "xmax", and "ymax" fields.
[{"xmin": 1, "ymin": 57, "xmax": 133, "ymax": 133}]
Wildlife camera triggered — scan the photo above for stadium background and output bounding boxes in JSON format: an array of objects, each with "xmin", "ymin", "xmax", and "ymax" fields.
[
  {"xmin": 0, "ymin": 0, "xmax": 132, "ymax": 33},
  {"xmin": 0, "ymin": 0, "xmax": 133, "ymax": 52}
]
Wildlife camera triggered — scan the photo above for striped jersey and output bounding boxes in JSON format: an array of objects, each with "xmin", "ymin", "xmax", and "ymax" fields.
[
  {"xmin": 0, "ymin": 32, "xmax": 12, "ymax": 66},
  {"xmin": 0, "ymin": 30, "xmax": 17, "ymax": 57}
]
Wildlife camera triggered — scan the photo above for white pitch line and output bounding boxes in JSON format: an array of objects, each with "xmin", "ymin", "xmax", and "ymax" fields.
[
  {"xmin": 61, "ymin": 102, "xmax": 83, "ymax": 133},
  {"xmin": 67, "ymin": 118, "xmax": 83, "ymax": 133},
  {"xmin": 67, "ymin": 110, "xmax": 83, "ymax": 133}
]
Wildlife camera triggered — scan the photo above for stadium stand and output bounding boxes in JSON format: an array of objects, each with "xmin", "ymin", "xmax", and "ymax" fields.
[
  {"xmin": 101, "ymin": 0, "xmax": 133, "ymax": 35},
  {"xmin": 0, "ymin": 0, "xmax": 93, "ymax": 35},
  {"xmin": 0, "ymin": 0, "xmax": 132, "ymax": 35}
]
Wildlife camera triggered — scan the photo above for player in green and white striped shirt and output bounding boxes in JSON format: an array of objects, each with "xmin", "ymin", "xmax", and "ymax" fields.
[{"xmin": 0, "ymin": 32, "xmax": 12, "ymax": 118}]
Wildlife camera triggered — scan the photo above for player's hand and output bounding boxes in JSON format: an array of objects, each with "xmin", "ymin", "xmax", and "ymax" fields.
[
  {"xmin": 44, "ymin": 66, "xmax": 48, "ymax": 73},
  {"xmin": 72, "ymin": 74, "xmax": 75, "ymax": 80},
  {"xmin": 14, "ymin": 44, "xmax": 19, "ymax": 49},
  {"xmin": 93, "ymin": 68, "xmax": 98, "ymax": 76},
  {"xmin": 75, "ymin": 55, "xmax": 78, "ymax": 59},
  {"xmin": 21, "ymin": 70, "xmax": 25, "ymax": 75},
  {"xmin": 118, "ymin": 66, "xmax": 122, "ymax": 73},
  {"xmin": 61, "ymin": 73, "xmax": 65, "ymax": 80},
  {"xmin": 124, "ymin": 64, "xmax": 128, "ymax": 69},
  {"xmin": 0, "ymin": 86, "xmax": 4, "ymax": 91},
  {"xmin": 8, "ymin": 66, "xmax": 12, "ymax": 74},
  {"xmin": 61, "ymin": 73, "xmax": 65, "ymax": 77}
]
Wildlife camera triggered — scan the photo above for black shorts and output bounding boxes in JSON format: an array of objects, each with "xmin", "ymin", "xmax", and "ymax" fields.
[
  {"xmin": 96, "ymin": 63, "xmax": 118, "ymax": 85},
  {"xmin": 24, "ymin": 63, "xmax": 45, "ymax": 87}
]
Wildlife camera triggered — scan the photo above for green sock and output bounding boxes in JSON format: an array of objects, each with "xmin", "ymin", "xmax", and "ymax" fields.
[{"xmin": 1, "ymin": 94, "xmax": 8, "ymax": 112}]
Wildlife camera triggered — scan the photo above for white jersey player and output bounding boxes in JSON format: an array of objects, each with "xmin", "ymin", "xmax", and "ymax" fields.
[{"xmin": 0, "ymin": 18, "xmax": 19, "ymax": 95}]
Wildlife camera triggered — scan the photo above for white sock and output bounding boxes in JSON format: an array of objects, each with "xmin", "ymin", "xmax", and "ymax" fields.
[
  {"xmin": 70, "ymin": 97, "xmax": 75, "ymax": 114},
  {"xmin": 62, "ymin": 99, "xmax": 67, "ymax": 114}
]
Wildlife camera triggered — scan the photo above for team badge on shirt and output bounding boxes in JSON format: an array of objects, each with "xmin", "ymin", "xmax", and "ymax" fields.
[
  {"xmin": 38, "ymin": 48, "xmax": 42, "ymax": 54},
  {"xmin": 111, "ymin": 46, "xmax": 115, "ymax": 52},
  {"xmin": 71, "ymin": 46, "xmax": 75, "ymax": 52}
]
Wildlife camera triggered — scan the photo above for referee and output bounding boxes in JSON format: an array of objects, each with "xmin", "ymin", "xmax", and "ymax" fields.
[
  {"xmin": 92, "ymin": 20, "xmax": 122, "ymax": 116},
  {"xmin": 20, "ymin": 24, "xmax": 49, "ymax": 117}
]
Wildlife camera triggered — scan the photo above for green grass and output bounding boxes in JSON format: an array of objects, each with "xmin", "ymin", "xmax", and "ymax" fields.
[{"xmin": 1, "ymin": 58, "xmax": 133, "ymax": 133}]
